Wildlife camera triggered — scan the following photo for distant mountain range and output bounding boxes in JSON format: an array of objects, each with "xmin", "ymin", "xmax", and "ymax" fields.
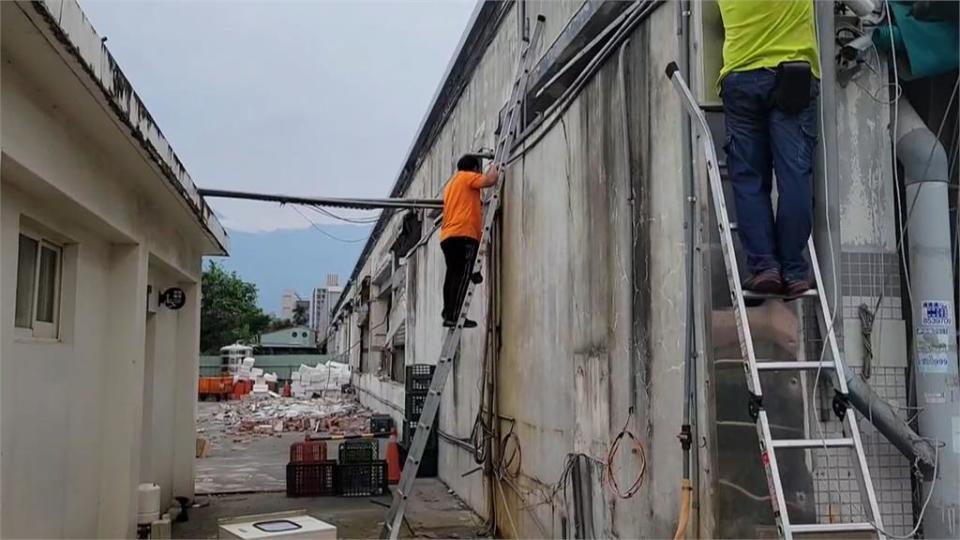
[{"xmin": 208, "ymin": 225, "xmax": 371, "ymax": 315}]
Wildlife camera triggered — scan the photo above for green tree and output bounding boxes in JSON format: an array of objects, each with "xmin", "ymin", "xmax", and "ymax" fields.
[
  {"xmin": 292, "ymin": 303, "xmax": 309, "ymax": 326},
  {"xmin": 200, "ymin": 261, "xmax": 271, "ymax": 353}
]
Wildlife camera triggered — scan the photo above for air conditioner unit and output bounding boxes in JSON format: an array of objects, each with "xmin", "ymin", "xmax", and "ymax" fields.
[{"xmin": 217, "ymin": 511, "xmax": 336, "ymax": 540}]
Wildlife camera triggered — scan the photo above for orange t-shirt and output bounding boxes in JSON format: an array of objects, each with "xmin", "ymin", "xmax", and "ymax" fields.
[{"xmin": 440, "ymin": 171, "xmax": 484, "ymax": 242}]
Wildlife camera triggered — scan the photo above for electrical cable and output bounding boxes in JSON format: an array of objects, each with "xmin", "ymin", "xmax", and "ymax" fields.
[
  {"xmin": 307, "ymin": 204, "xmax": 381, "ymax": 225},
  {"xmin": 605, "ymin": 411, "xmax": 647, "ymax": 499},
  {"xmin": 869, "ymin": 442, "xmax": 942, "ymax": 539},
  {"xmin": 505, "ymin": 0, "xmax": 662, "ymax": 165},
  {"xmin": 291, "ymin": 205, "xmax": 369, "ymax": 244}
]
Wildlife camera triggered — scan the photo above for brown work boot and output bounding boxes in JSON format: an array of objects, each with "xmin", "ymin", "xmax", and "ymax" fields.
[
  {"xmin": 743, "ymin": 268, "xmax": 782, "ymax": 294},
  {"xmin": 783, "ymin": 277, "xmax": 814, "ymax": 299}
]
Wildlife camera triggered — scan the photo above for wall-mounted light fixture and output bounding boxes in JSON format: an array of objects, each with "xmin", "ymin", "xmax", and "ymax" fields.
[{"xmin": 160, "ymin": 287, "xmax": 186, "ymax": 310}]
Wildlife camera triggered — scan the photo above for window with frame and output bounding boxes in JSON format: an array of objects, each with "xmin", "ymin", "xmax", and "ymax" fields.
[
  {"xmin": 15, "ymin": 232, "xmax": 63, "ymax": 339},
  {"xmin": 391, "ymin": 346, "xmax": 405, "ymax": 383}
]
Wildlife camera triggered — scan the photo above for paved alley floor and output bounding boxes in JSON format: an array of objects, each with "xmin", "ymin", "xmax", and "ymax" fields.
[
  {"xmin": 176, "ymin": 479, "xmax": 484, "ymax": 539},
  {"xmin": 195, "ymin": 430, "xmax": 303, "ymax": 493}
]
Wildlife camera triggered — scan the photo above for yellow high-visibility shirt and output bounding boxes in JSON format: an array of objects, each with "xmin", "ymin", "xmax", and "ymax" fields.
[{"xmin": 717, "ymin": 0, "xmax": 821, "ymax": 90}]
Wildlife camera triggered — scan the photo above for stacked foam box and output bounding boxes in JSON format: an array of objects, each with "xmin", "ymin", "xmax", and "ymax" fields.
[
  {"xmin": 234, "ymin": 357, "xmax": 256, "ymax": 382},
  {"xmin": 290, "ymin": 362, "xmax": 352, "ymax": 398},
  {"xmin": 234, "ymin": 357, "xmax": 279, "ymax": 394}
]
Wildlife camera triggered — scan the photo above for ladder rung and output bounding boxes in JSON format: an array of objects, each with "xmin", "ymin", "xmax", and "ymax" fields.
[
  {"xmin": 788, "ymin": 522, "xmax": 876, "ymax": 534},
  {"xmin": 757, "ymin": 361, "xmax": 834, "ymax": 371},
  {"xmin": 771, "ymin": 438, "xmax": 853, "ymax": 449},
  {"xmin": 743, "ymin": 289, "xmax": 818, "ymax": 299}
]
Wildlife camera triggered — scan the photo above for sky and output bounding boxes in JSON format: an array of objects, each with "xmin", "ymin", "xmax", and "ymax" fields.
[{"xmin": 80, "ymin": 0, "xmax": 475, "ymax": 232}]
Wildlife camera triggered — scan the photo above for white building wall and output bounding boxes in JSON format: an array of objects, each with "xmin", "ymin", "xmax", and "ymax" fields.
[{"xmin": 1, "ymin": 1, "xmax": 222, "ymax": 537}]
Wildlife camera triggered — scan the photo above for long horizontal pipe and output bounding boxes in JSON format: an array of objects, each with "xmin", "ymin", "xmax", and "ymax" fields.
[{"xmin": 198, "ymin": 188, "xmax": 444, "ymax": 210}]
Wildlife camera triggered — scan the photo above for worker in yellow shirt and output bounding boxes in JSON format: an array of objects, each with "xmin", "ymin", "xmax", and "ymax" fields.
[
  {"xmin": 718, "ymin": 0, "xmax": 821, "ymax": 297},
  {"xmin": 439, "ymin": 155, "xmax": 499, "ymax": 328}
]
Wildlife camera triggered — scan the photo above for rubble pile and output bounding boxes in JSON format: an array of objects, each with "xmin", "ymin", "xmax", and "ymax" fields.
[{"xmin": 198, "ymin": 395, "xmax": 371, "ymax": 444}]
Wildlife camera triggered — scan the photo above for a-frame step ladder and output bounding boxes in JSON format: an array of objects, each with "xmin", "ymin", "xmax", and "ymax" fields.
[
  {"xmin": 379, "ymin": 15, "xmax": 546, "ymax": 540},
  {"xmin": 664, "ymin": 62, "xmax": 885, "ymax": 539}
]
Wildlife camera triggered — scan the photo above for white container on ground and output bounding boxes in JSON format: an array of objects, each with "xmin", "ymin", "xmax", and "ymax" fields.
[
  {"xmin": 218, "ymin": 511, "xmax": 336, "ymax": 539},
  {"xmin": 137, "ymin": 483, "xmax": 161, "ymax": 524}
]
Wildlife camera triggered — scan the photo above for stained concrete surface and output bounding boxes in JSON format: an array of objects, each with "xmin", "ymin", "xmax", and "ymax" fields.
[
  {"xmin": 195, "ymin": 430, "xmax": 303, "ymax": 493},
  {"xmin": 175, "ymin": 480, "xmax": 483, "ymax": 539},
  {"xmin": 195, "ymin": 399, "xmax": 308, "ymax": 493}
]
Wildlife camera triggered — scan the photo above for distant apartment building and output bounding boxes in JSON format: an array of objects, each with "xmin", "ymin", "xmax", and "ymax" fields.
[
  {"xmin": 2, "ymin": 1, "xmax": 228, "ymax": 536},
  {"xmin": 310, "ymin": 274, "xmax": 342, "ymax": 345},
  {"xmin": 280, "ymin": 288, "xmax": 300, "ymax": 320}
]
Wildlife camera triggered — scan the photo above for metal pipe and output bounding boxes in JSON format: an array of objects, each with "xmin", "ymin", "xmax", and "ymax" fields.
[
  {"xmin": 617, "ymin": 40, "xmax": 636, "ymax": 415},
  {"xmin": 814, "ymin": 1, "xmax": 843, "ymax": 335},
  {"xmin": 845, "ymin": 373, "xmax": 936, "ymax": 477},
  {"xmin": 198, "ymin": 188, "xmax": 444, "ymax": 210},
  {"xmin": 675, "ymin": 1, "xmax": 697, "ymax": 537},
  {"xmin": 896, "ymin": 96, "xmax": 960, "ymax": 538}
]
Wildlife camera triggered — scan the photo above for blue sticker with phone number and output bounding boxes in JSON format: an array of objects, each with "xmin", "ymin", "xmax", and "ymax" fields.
[{"xmin": 921, "ymin": 301, "xmax": 952, "ymax": 327}]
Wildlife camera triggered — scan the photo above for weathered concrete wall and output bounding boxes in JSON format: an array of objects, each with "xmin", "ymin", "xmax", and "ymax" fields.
[
  {"xmin": 331, "ymin": 2, "xmax": 687, "ymax": 537},
  {"xmin": 494, "ymin": 5, "xmax": 685, "ymax": 537}
]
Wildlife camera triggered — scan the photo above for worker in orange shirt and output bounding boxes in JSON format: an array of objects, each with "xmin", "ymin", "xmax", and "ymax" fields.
[{"xmin": 440, "ymin": 155, "xmax": 499, "ymax": 328}]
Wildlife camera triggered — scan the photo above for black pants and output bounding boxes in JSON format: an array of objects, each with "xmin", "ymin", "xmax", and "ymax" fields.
[{"xmin": 441, "ymin": 236, "xmax": 479, "ymax": 321}]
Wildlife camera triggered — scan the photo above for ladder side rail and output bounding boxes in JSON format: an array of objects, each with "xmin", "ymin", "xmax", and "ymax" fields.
[
  {"xmin": 665, "ymin": 63, "xmax": 763, "ymax": 397},
  {"xmin": 381, "ymin": 17, "xmax": 546, "ymax": 540},
  {"xmin": 758, "ymin": 411, "xmax": 795, "ymax": 538},
  {"xmin": 807, "ymin": 238, "xmax": 886, "ymax": 537}
]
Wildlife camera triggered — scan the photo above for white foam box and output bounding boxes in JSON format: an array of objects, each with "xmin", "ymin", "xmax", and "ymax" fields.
[{"xmin": 218, "ymin": 511, "xmax": 336, "ymax": 539}]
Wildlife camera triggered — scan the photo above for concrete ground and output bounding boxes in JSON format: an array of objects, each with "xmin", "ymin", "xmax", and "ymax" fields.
[
  {"xmin": 196, "ymin": 430, "xmax": 303, "ymax": 493},
  {"xmin": 176, "ymin": 479, "xmax": 484, "ymax": 539},
  {"xmin": 192, "ymin": 401, "xmax": 481, "ymax": 538}
]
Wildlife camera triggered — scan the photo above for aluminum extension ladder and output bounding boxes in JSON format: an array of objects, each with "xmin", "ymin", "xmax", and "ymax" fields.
[
  {"xmin": 379, "ymin": 15, "xmax": 546, "ymax": 540},
  {"xmin": 664, "ymin": 62, "xmax": 885, "ymax": 539}
]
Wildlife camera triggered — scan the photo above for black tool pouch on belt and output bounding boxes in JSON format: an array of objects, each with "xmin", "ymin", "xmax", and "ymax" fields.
[{"xmin": 774, "ymin": 61, "xmax": 812, "ymax": 114}]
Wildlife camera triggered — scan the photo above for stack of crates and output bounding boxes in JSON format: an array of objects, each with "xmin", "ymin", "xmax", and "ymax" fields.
[
  {"xmin": 286, "ymin": 436, "xmax": 336, "ymax": 497},
  {"xmin": 336, "ymin": 440, "xmax": 388, "ymax": 497},
  {"xmin": 404, "ymin": 364, "xmax": 438, "ymax": 477}
]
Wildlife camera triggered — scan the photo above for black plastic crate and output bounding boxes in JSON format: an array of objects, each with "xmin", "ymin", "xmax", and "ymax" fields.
[
  {"xmin": 417, "ymin": 446, "xmax": 438, "ymax": 478},
  {"xmin": 405, "ymin": 392, "xmax": 429, "ymax": 420},
  {"xmin": 336, "ymin": 461, "xmax": 388, "ymax": 497},
  {"xmin": 369, "ymin": 414, "xmax": 393, "ymax": 434},
  {"xmin": 338, "ymin": 439, "xmax": 378, "ymax": 463},
  {"xmin": 286, "ymin": 461, "xmax": 337, "ymax": 497},
  {"xmin": 398, "ymin": 442, "xmax": 438, "ymax": 478},
  {"xmin": 405, "ymin": 364, "xmax": 435, "ymax": 393},
  {"xmin": 402, "ymin": 418, "xmax": 438, "ymax": 450}
]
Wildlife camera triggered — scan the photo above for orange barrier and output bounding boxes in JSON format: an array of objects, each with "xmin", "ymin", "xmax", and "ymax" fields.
[
  {"xmin": 386, "ymin": 427, "xmax": 401, "ymax": 484},
  {"xmin": 198, "ymin": 375, "xmax": 235, "ymax": 400}
]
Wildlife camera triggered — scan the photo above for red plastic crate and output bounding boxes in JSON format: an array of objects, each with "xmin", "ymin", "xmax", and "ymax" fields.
[{"xmin": 290, "ymin": 436, "xmax": 327, "ymax": 463}]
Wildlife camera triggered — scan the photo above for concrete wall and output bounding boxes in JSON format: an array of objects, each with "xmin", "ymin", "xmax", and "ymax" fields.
[
  {"xmin": 329, "ymin": 1, "xmax": 923, "ymax": 537},
  {"xmin": 329, "ymin": 2, "xmax": 687, "ymax": 537},
  {"xmin": 1, "ymin": 1, "xmax": 220, "ymax": 537}
]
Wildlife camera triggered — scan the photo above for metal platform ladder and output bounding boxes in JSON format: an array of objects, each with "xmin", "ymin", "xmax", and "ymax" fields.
[
  {"xmin": 664, "ymin": 62, "xmax": 885, "ymax": 539},
  {"xmin": 379, "ymin": 15, "xmax": 546, "ymax": 540}
]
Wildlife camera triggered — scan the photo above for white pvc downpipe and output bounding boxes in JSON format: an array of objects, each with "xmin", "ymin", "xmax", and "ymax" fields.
[{"xmin": 896, "ymin": 97, "xmax": 960, "ymax": 539}]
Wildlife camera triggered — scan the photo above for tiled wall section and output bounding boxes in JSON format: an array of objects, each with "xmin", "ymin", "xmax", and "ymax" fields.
[
  {"xmin": 808, "ymin": 366, "xmax": 915, "ymax": 535},
  {"xmin": 801, "ymin": 277, "xmax": 914, "ymax": 536},
  {"xmin": 841, "ymin": 251, "xmax": 903, "ymax": 321}
]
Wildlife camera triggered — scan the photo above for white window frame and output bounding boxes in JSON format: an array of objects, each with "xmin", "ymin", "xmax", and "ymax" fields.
[{"xmin": 15, "ymin": 230, "xmax": 63, "ymax": 340}]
